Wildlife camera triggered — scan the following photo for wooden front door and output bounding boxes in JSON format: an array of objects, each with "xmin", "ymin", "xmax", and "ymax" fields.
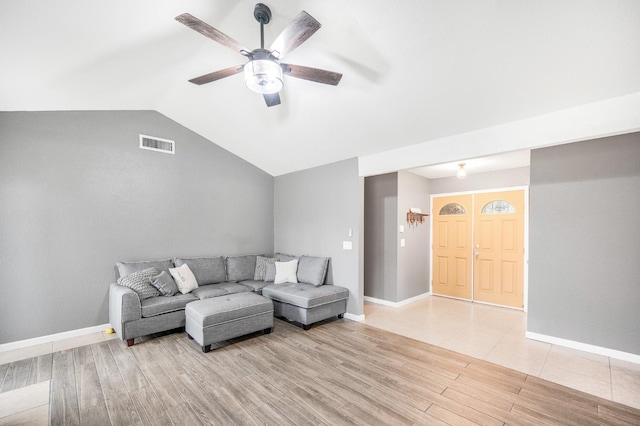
[
  {"xmin": 432, "ymin": 195, "xmax": 473, "ymax": 300},
  {"xmin": 473, "ymin": 190, "xmax": 525, "ymax": 308}
]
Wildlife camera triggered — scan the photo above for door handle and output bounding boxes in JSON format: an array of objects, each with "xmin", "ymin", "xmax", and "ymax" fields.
[{"xmin": 475, "ymin": 252, "xmax": 480, "ymax": 258}]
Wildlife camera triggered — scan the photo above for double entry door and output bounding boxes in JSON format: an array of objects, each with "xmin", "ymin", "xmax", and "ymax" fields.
[{"xmin": 432, "ymin": 190, "xmax": 525, "ymax": 308}]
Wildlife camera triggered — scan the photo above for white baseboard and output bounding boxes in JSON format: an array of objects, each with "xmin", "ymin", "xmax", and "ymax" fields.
[
  {"xmin": 364, "ymin": 292, "xmax": 431, "ymax": 308},
  {"xmin": 0, "ymin": 323, "xmax": 112, "ymax": 353},
  {"xmin": 344, "ymin": 313, "xmax": 365, "ymax": 322},
  {"xmin": 525, "ymin": 331, "xmax": 640, "ymax": 364}
]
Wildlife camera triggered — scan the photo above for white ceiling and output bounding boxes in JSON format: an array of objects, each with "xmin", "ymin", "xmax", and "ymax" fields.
[{"xmin": 2, "ymin": 1, "xmax": 639, "ymax": 176}]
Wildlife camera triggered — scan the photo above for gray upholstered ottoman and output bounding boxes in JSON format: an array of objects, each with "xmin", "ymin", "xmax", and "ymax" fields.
[{"xmin": 185, "ymin": 292, "xmax": 273, "ymax": 353}]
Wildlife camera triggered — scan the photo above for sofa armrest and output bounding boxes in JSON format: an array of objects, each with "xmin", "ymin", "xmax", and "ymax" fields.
[{"xmin": 109, "ymin": 283, "xmax": 141, "ymax": 337}]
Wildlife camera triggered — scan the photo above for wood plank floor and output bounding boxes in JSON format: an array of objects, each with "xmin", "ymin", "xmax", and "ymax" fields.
[{"xmin": 2, "ymin": 318, "xmax": 640, "ymax": 425}]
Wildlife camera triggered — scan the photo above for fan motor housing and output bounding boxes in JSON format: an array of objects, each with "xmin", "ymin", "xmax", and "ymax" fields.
[{"xmin": 254, "ymin": 3, "xmax": 272, "ymax": 24}]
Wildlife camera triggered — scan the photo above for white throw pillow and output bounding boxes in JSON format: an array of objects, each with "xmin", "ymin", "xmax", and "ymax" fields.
[
  {"xmin": 169, "ymin": 263, "xmax": 199, "ymax": 294},
  {"xmin": 274, "ymin": 259, "xmax": 298, "ymax": 284}
]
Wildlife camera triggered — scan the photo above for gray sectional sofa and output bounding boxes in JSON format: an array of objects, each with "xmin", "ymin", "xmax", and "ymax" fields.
[{"xmin": 109, "ymin": 253, "xmax": 349, "ymax": 346}]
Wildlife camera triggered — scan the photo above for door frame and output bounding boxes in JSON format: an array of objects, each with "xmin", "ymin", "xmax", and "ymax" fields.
[{"xmin": 429, "ymin": 185, "xmax": 530, "ymax": 311}]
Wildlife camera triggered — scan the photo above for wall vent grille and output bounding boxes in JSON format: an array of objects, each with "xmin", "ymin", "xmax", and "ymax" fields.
[{"xmin": 139, "ymin": 134, "xmax": 175, "ymax": 154}]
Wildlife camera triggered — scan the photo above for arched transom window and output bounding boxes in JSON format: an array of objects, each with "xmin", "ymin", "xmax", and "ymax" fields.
[
  {"xmin": 481, "ymin": 200, "xmax": 515, "ymax": 214},
  {"xmin": 439, "ymin": 203, "xmax": 466, "ymax": 215}
]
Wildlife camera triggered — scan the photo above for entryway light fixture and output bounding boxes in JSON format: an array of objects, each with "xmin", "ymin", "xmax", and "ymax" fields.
[{"xmin": 456, "ymin": 163, "xmax": 467, "ymax": 179}]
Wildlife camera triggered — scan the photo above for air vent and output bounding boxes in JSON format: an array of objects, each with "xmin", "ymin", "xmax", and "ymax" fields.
[{"xmin": 139, "ymin": 134, "xmax": 175, "ymax": 154}]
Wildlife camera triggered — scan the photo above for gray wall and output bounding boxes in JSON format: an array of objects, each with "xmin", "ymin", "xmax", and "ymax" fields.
[
  {"xmin": 528, "ymin": 133, "xmax": 640, "ymax": 355},
  {"xmin": 364, "ymin": 173, "xmax": 398, "ymax": 301},
  {"xmin": 429, "ymin": 166, "xmax": 530, "ymax": 194},
  {"xmin": 0, "ymin": 111, "xmax": 274, "ymax": 344},
  {"xmin": 274, "ymin": 158, "xmax": 363, "ymax": 316},
  {"xmin": 364, "ymin": 172, "xmax": 431, "ymax": 302},
  {"xmin": 397, "ymin": 171, "xmax": 431, "ymax": 301}
]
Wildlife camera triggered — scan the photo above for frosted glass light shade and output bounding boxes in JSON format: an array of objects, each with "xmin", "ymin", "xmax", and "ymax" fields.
[
  {"xmin": 244, "ymin": 59, "xmax": 283, "ymax": 94},
  {"xmin": 456, "ymin": 163, "xmax": 467, "ymax": 179}
]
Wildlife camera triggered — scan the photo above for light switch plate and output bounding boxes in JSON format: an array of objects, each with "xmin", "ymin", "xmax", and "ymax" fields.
[
  {"xmin": 343, "ymin": 241, "xmax": 353, "ymax": 250},
  {"xmin": 400, "ymin": 238, "xmax": 406, "ymax": 247},
  {"xmin": 399, "ymin": 225, "xmax": 404, "ymax": 233}
]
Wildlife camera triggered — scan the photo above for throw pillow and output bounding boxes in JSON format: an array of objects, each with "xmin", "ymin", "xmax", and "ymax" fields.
[
  {"xmin": 150, "ymin": 271, "xmax": 179, "ymax": 296},
  {"xmin": 264, "ymin": 262, "xmax": 276, "ymax": 282},
  {"xmin": 274, "ymin": 259, "xmax": 299, "ymax": 284},
  {"xmin": 117, "ymin": 267, "xmax": 161, "ymax": 300},
  {"xmin": 254, "ymin": 256, "xmax": 275, "ymax": 280},
  {"xmin": 169, "ymin": 263, "xmax": 199, "ymax": 294}
]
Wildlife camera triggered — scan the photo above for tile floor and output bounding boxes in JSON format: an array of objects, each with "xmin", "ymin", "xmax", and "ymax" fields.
[
  {"xmin": 364, "ymin": 295, "xmax": 640, "ymax": 410},
  {"xmin": 1, "ymin": 296, "xmax": 639, "ymax": 423}
]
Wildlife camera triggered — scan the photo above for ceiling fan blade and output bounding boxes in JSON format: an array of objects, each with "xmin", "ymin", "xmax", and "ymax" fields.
[
  {"xmin": 268, "ymin": 11, "xmax": 321, "ymax": 59},
  {"xmin": 176, "ymin": 13, "xmax": 249, "ymax": 54},
  {"xmin": 263, "ymin": 93, "xmax": 281, "ymax": 107},
  {"xmin": 188, "ymin": 65, "xmax": 244, "ymax": 85},
  {"xmin": 283, "ymin": 64, "xmax": 342, "ymax": 86}
]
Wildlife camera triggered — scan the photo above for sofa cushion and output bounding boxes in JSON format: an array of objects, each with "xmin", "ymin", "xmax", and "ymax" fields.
[
  {"xmin": 262, "ymin": 283, "xmax": 349, "ymax": 309},
  {"xmin": 169, "ymin": 263, "xmax": 199, "ymax": 294},
  {"xmin": 115, "ymin": 259, "xmax": 174, "ymax": 280},
  {"xmin": 297, "ymin": 256, "xmax": 330, "ymax": 286},
  {"xmin": 174, "ymin": 257, "xmax": 226, "ymax": 285},
  {"xmin": 226, "ymin": 255, "xmax": 257, "ymax": 282},
  {"xmin": 191, "ymin": 282, "xmax": 252, "ymax": 300},
  {"xmin": 254, "ymin": 256, "xmax": 274, "ymax": 281},
  {"xmin": 275, "ymin": 253, "xmax": 297, "ymax": 262},
  {"xmin": 141, "ymin": 293, "xmax": 198, "ymax": 317},
  {"xmin": 238, "ymin": 279, "xmax": 270, "ymax": 294},
  {"xmin": 150, "ymin": 271, "xmax": 179, "ymax": 296},
  {"xmin": 275, "ymin": 259, "xmax": 299, "ymax": 284},
  {"xmin": 117, "ymin": 267, "xmax": 161, "ymax": 300}
]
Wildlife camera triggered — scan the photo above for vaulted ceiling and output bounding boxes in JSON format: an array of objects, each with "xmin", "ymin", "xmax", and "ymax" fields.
[{"xmin": 2, "ymin": 0, "xmax": 639, "ymax": 176}]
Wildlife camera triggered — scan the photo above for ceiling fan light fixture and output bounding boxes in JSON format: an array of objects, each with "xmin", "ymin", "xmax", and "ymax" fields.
[{"xmin": 244, "ymin": 58, "xmax": 283, "ymax": 94}]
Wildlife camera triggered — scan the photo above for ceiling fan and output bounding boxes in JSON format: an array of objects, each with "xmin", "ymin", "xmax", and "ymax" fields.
[{"xmin": 176, "ymin": 3, "xmax": 343, "ymax": 107}]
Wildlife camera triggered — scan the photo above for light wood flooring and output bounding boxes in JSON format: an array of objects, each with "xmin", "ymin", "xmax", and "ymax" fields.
[{"xmin": 2, "ymin": 317, "xmax": 640, "ymax": 425}]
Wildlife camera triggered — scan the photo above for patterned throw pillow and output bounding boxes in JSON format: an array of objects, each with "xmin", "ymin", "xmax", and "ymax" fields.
[
  {"xmin": 254, "ymin": 256, "xmax": 275, "ymax": 280},
  {"xmin": 117, "ymin": 267, "xmax": 161, "ymax": 300}
]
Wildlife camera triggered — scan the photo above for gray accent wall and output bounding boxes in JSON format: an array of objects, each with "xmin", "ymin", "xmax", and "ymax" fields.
[
  {"xmin": 528, "ymin": 133, "xmax": 640, "ymax": 355},
  {"xmin": 364, "ymin": 171, "xmax": 430, "ymax": 302},
  {"xmin": 274, "ymin": 158, "xmax": 363, "ymax": 316},
  {"xmin": 0, "ymin": 111, "xmax": 274, "ymax": 345}
]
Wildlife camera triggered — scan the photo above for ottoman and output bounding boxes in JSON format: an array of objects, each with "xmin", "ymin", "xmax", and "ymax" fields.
[{"xmin": 185, "ymin": 292, "xmax": 274, "ymax": 353}]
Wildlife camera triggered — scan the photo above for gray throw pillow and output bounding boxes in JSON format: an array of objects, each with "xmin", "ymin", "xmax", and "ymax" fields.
[
  {"xmin": 254, "ymin": 256, "xmax": 275, "ymax": 280},
  {"xmin": 117, "ymin": 267, "xmax": 161, "ymax": 300},
  {"xmin": 264, "ymin": 262, "xmax": 276, "ymax": 282},
  {"xmin": 297, "ymin": 256, "xmax": 330, "ymax": 286},
  {"xmin": 174, "ymin": 257, "xmax": 226, "ymax": 285},
  {"xmin": 226, "ymin": 255, "xmax": 257, "ymax": 282},
  {"xmin": 150, "ymin": 271, "xmax": 179, "ymax": 296}
]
